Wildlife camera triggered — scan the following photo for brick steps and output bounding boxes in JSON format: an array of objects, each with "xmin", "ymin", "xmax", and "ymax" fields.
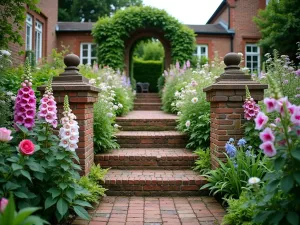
[
  {"xmin": 116, "ymin": 118, "xmax": 176, "ymax": 131},
  {"xmin": 95, "ymin": 148, "xmax": 197, "ymax": 169},
  {"xmin": 101, "ymin": 169, "xmax": 207, "ymax": 196},
  {"xmin": 134, "ymin": 103, "xmax": 162, "ymax": 110},
  {"xmin": 135, "ymin": 98, "xmax": 161, "ymax": 103},
  {"xmin": 116, "ymin": 131, "xmax": 187, "ymax": 148}
]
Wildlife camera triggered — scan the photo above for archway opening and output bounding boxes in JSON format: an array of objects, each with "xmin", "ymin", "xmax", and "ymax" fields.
[{"xmin": 130, "ymin": 38, "xmax": 165, "ymax": 93}]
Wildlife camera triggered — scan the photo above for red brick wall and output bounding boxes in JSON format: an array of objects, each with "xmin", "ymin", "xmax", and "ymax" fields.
[
  {"xmin": 231, "ymin": 0, "xmax": 265, "ymax": 55},
  {"xmin": 196, "ymin": 35, "xmax": 231, "ymax": 61},
  {"xmin": 56, "ymin": 32, "xmax": 94, "ymax": 56},
  {"xmin": 8, "ymin": 0, "xmax": 58, "ymax": 65}
]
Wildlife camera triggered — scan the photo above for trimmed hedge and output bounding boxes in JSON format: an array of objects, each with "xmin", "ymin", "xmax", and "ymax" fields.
[{"xmin": 133, "ymin": 58, "xmax": 162, "ymax": 93}]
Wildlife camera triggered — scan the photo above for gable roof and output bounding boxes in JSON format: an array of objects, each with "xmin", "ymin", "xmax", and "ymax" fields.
[
  {"xmin": 56, "ymin": 22, "xmax": 234, "ymax": 35},
  {"xmin": 206, "ymin": 0, "xmax": 227, "ymax": 24}
]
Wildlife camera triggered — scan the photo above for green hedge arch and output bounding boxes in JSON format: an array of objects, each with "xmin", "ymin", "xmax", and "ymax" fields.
[{"xmin": 92, "ymin": 6, "xmax": 196, "ymax": 69}]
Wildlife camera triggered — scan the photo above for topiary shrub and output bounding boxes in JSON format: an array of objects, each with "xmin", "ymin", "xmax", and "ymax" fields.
[{"xmin": 92, "ymin": 6, "xmax": 195, "ymax": 69}]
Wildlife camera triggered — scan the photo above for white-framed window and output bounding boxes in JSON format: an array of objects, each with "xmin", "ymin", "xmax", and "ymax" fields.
[
  {"xmin": 35, "ymin": 20, "xmax": 43, "ymax": 62},
  {"xmin": 26, "ymin": 14, "xmax": 33, "ymax": 51},
  {"xmin": 80, "ymin": 43, "xmax": 97, "ymax": 65},
  {"xmin": 245, "ymin": 44, "xmax": 260, "ymax": 74},
  {"xmin": 194, "ymin": 45, "xmax": 208, "ymax": 59}
]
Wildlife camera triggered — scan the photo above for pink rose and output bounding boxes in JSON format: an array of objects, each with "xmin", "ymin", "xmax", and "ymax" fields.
[
  {"xmin": 0, "ymin": 198, "xmax": 8, "ymax": 212},
  {"xmin": 0, "ymin": 128, "xmax": 13, "ymax": 142},
  {"xmin": 19, "ymin": 139, "xmax": 35, "ymax": 155}
]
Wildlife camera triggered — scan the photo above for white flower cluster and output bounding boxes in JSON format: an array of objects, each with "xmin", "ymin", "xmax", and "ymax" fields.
[{"xmin": 59, "ymin": 97, "xmax": 79, "ymax": 152}]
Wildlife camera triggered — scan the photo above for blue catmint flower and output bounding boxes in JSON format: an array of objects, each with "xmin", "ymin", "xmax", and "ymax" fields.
[
  {"xmin": 229, "ymin": 138, "xmax": 234, "ymax": 143},
  {"xmin": 237, "ymin": 138, "xmax": 247, "ymax": 147},
  {"xmin": 225, "ymin": 142, "xmax": 237, "ymax": 158}
]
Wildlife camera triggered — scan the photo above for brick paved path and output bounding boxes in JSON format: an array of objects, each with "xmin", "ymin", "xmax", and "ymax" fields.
[
  {"xmin": 72, "ymin": 93, "xmax": 225, "ymax": 225},
  {"xmin": 73, "ymin": 196, "xmax": 225, "ymax": 225}
]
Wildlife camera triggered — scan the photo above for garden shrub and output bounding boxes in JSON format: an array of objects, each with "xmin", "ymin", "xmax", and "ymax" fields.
[
  {"xmin": 133, "ymin": 58, "xmax": 163, "ymax": 92},
  {"xmin": 201, "ymin": 138, "xmax": 270, "ymax": 199},
  {"xmin": 77, "ymin": 164, "xmax": 108, "ymax": 204},
  {"xmin": 92, "ymin": 6, "xmax": 195, "ymax": 69},
  {"xmin": 0, "ymin": 66, "xmax": 100, "ymax": 223},
  {"xmin": 0, "ymin": 193, "xmax": 48, "ymax": 225},
  {"xmin": 161, "ymin": 54, "xmax": 224, "ymax": 149},
  {"xmin": 193, "ymin": 148, "xmax": 211, "ymax": 173},
  {"xmin": 79, "ymin": 65, "xmax": 134, "ymax": 152},
  {"xmin": 241, "ymin": 74, "xmax": 300, "ymax": 225},
  {"xmin": 222, "ymin": 192, "xmax": 255, "ymax": 225}
]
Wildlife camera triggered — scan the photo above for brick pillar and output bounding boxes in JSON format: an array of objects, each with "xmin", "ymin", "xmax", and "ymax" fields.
[
  {"xmin": 38, "ymin": 54, "xmax": 100, "ymax": 175},
  {"xmin": 203, "ymin": 53, "xmax": 267, "ymax": 169}
]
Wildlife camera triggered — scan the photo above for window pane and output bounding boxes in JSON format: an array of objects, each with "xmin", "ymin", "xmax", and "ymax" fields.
[
  {"xmin": 253, "ymin": 56, "xmax": 258, "ymax": 62},
  {"xmin": 253, "ymin": 46, "xmax": 258, "ymax": 53},
  {"xmin": 201, "ymin": 47, "xmax": 206, "ymax": 53},
  {"xmin": 246, "ymin": 46, "xmax": 251, "ymax": 52},
  {"xmin": 247, "ymin": 56, "xmax": 251, "ymax": 62},
  {"xmin": 82, "ymin": 44, "xmax": 88, "ymax": 50},
  {"xmin": 194, "ymin": 47, "xmax": 198, "ymax": 54},
  {"xmin": 82, "ymin": 50, "xmax": 88, "ymax": 57},
  {"xmin": 253, "ymin": 63, "xmax": 258, "ymax": 69},
  {"xmin": 91, "ymin": 46, "xmax": 97, "ymax": 57},
  {"xmin": 247, "ymin": 62, "xmax": 251, "ymax": 68},
  {"xmin": 82, "ymin": 58, "xmax": 88, "ymax": 64}
]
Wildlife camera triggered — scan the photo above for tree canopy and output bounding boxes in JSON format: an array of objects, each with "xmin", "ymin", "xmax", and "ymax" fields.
[
  {"xmin": 0, "ymin": 0, "xmax": 40, "ymax": 48},
  {"xmin": 58, "ymin": 0, "xmax": 142, "ymax": 22},
  {"xmin": 133, "ymin": 40, "xmax": 164, "ymax": 61},
  {"xmin": 254, "ymin": 0, "xmax": 300, "ymax": 58}
]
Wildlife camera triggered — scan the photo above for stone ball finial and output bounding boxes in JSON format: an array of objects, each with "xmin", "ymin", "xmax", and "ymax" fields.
[
  {"xmin": 224, "ymin": 52, "xmax": 241, "ymax": 67},
  {"xmin": 64, "ymin": 54, "xmax": 80, "ymax": 68}
]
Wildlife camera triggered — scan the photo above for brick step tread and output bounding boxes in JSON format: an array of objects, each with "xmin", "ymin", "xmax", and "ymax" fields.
[
  {"xmin": 134, "ymin": 103, "xmax": 162, "ymax": 106},
  {"xmin": 116, "ymin": 110, "xmax": 177, "ymax": 121},
  {"xmin": 134, "ymin": 99, "xmax": 161, "ymax": 103},
  {"xmin": 102, "ymin": 169, "xmax": 206, "ymax": 186},
  {"xmin": 136, "ymin": 93, "xmax": 160, "ymax": 96},
  {"xmin": 116, "ymin": 131, "xmax": 186, "ymax": 138},
  {"xmin": 95, "ymin": 148, "xmax": 197, "ymax": 169}
]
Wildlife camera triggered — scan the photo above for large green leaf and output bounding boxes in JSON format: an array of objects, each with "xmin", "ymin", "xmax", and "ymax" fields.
[
  {"xmin": 73, "ymin": 206, "xmax": 90, "ymax": 220},
  {"xmin": 14, "ymin": 192, "xmax": 28, "ymax": 199},
  {"xmin": 281, "ymin": 175, "xmax": 294, "ymax": 193},
  {"xmin": 44, "ymin": 196, "xmax": 57, "ymax": 209},
  {"xmin": 291, "ymin": 149, "xmax": 300, "ymax": 160},
  {"xmin": 56, "ymin": 198, "xmax": 68, "ymax": 217},
  {"xmin": 20, "ymin": 170, "xmax": 32, "ymax": 182},
  {"xmin": 287, "ymin": 211, "xmax": 299, "ymax": 225},
  {"xmin": 74, "ymin": 200, "xmax": 93, "ymax": 208},
  {"xmin": 13, "ymin": 207, "xmax": 40, "ymax": 225}
]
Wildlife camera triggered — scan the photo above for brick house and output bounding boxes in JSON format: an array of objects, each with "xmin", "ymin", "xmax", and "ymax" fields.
[
  {"xmin": 8, "ymin": 0, "xmax": 58, "ymax": 65},
  {"xmin": 8, "ymin": 0, "xmax": 268, "ymax": 73}
]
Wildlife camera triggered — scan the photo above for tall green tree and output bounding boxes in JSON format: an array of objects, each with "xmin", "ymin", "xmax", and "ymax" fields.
[
  {"xmin": 0, "ymin": 0, "xmax": 40, "ymax": 48},
  {"xmin": 254, "ymin": 0, "xmax": 300, "ymax": 58},
  {"xmin": 59, "ymin": 0, "xmax": 143, "ymax": 22}
]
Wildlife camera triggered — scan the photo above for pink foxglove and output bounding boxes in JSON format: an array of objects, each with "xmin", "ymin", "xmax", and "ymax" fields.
[{"xmin": 59, "ymin": 96, "xmax": 79, "ymax": 152}]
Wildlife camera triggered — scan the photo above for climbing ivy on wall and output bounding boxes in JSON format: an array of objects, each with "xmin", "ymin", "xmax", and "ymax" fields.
[{"xmin": 92, "ymin": 6, "xmax": 196, "ymax": 69}]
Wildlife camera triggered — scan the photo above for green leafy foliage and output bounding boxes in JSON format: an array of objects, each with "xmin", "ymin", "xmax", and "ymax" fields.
[
  {"xmin": 133, "ymin": 40, "xmax": 164, "ymax": 61},
  {"xmin": 58, "ymin": 0, "xmax": 142, "ymax": 22},
  {"xmin": 243, "ymin": 121, "xmax": 261, "ymax": 152},
  {"xmin": 79, "ymin": 65, "xmax": 134, "ymax": 152},
  {"xmin": 0, "ymin": 193, "xmax": 49, "ymax": 225},
  {"xmin": 162, "ymin": 54, "xmax": 224, "ymax": 149},
  {"xmin": 244, "ymin": 75, "xmax": 300, "ymax": 225},
  {"xmin": 0, "ymin": 0, "xmax": 40, "ymax": 49},
  {"xmin": 254, "ymin": 48, "xmax": 300, "ymax": 105},
  {"xmin": 222, "ymin": 192, "xmax": 255, "ymax": 225},
  {"xmin": 92, "ymin": 6, "xmax": 195, "ymax": 69},
  {"xmin": 193, "ymin": 148, "xmax": 211, "ymax": 173},
  {"xmin": 133, "ymin": 58, "xmax": 163, "ymax": 92},
  {"xmin": 253, "ymin": 0, "xmax": 300, "ymax": 59},
  {"xmin": 77, "ymin": 165, "xmax": 108, "ymax": 203},
  {"xmin": 201, "ymin": 145, "xmax": 270, "ymax": 199}
]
